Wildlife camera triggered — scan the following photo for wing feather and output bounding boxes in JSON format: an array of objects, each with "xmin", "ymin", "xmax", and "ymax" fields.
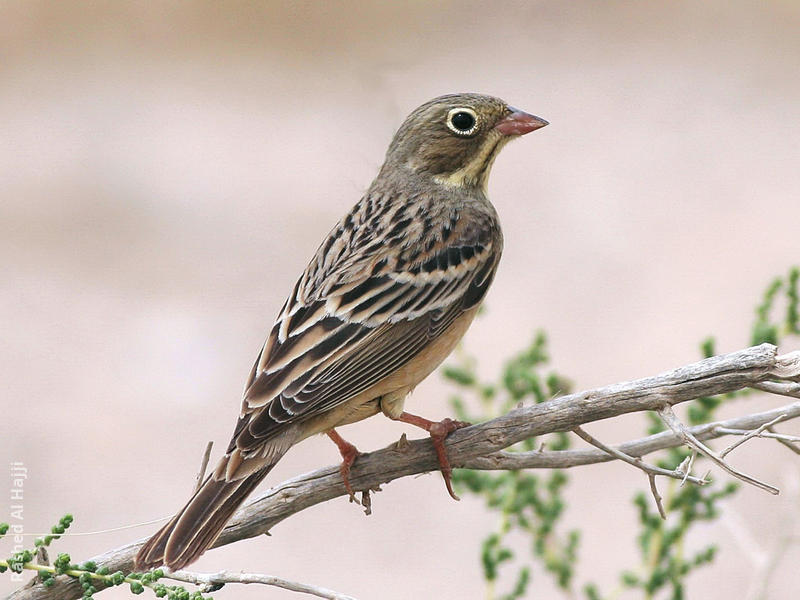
[{"xmin": 241, "ymin": 305, "xmax": 462, "ymax": 446}]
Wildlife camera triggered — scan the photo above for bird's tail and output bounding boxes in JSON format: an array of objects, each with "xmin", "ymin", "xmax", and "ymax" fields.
[{"xmin": 135, "ymin": 458, "xmax": 277, "ymax": 571}]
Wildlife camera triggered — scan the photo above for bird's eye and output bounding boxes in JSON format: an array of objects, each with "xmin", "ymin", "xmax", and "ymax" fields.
[{"xmin": 446, "ymin": 108, "xmax": 478, "ymax": 136}]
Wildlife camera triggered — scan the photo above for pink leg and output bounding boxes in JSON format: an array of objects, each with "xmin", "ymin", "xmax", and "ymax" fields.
[
  {"xmin": 326, "ymin": 429, "xmax": 361, "ymax": 502},
  {"xmin": 395, "ymin": 412, "xmax": 470, "ymax": 501}
]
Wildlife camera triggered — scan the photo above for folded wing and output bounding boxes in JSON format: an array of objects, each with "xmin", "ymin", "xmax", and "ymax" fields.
[{"xmin": 229, "ymin": 207, "xmax": 500, "ymax": 457}]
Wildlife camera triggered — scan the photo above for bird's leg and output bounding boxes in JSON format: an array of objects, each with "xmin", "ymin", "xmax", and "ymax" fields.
[
  {"xmin": 326, "ymin": 429, "xmax": 361, "ymax": 502},
  {"xmin": 394, "ymin": 412, "xmax": 470, "ymax": 501}
]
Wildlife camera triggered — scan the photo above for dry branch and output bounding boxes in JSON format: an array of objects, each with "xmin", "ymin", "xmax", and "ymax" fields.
[
  {"xmin": 572, "ymin": 426, "xmax": 707, "ymax": 486},
  {"xmin": 572, "ymin": 425, "xmax": 708, "ymax": 519},
  {"xmin": 161, "ymin": 568, "xmax": 358, "ymax": 600},
  {"xmin": 658, "ymin": 405, "xmax": 780, "ymax": 494},
  {"xmin": 718, "ymin": 414, "xmax": 787, "ymax": 458},
  {"xmin": 9, "ymin": 343, "xmax": 800, "ymax": 600}
]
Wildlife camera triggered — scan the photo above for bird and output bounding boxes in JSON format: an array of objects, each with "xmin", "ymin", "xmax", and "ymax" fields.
[{"xmin": 135, "ymin": 93, "xmax": 547, "ymax": 571}]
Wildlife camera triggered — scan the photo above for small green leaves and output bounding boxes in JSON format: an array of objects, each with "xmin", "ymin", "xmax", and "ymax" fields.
[
  {"xmin": 482, "ymin": 533, "xmax": 514, "ymax": 581},
  {"xmin": 751, "ymin": 268, "xmax": 799, "ymax": 345},
  {"xmin": 787, "ymin": 267, "xmax": 799, "ymax": 333},
  {"xmin": 442, "ymin": 365, "xmax": 477, "ymax": 386},
  {"xmin": 583, "ymin": 582, "xmax": 603, "ymax": 600},
  {"xmin": 79, "ymin": 570, "xmax": 98, "ymax": 598},
  {"xmin": 501, "ymin": 332, "xmax": 550, "ymax": 403},
  {"xmin": 500, "ymin": 566, "xmax": 530, "ymax": 600},
  {"xmin": 449, "ymin": 267, "xmax": 800, "ymax": 600},
  {"xmin": 446, "ymin": 330, "xmax": 577, "ymax": 596},
  {"xmin": 54, "ymin": 552, "xmax": 74, "ymax": 575},
  {"xmin": 79, "ymin": 560, "xmax": 97, "ymax": 572},
  {"xmin": 0, "ymin": 514, "xmax": 215, "ymax": 599},
  {"xmin": 700, "ymin": 336, "xmax": 715, "ymax": 359},
  {"xmin": 130, "ymin": 581, "xmax": 145, "ymax": 594},
  {"xmin": 42, "ymin": 514, "xmax": 74, "ymax": 546}
]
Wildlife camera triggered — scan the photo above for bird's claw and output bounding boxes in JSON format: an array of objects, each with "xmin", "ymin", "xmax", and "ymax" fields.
[
  {"xmin": 338, "ymin": 446, "xmax": 362, "ymax": 504},
  {"xmin": 327, "ymin": 429, "xmax": 362, "ymax": 503},
  {"xmin": 428, "ymin": 418, "xmax": 470, "ymax": 501}
]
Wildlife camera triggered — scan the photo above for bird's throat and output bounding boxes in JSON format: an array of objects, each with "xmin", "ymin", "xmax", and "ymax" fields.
[{"xmin": 433, "ymin": 133, "xmax": 510, "ymax": 194}]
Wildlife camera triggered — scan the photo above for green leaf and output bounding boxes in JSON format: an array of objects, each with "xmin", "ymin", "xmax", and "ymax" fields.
[{"xmin": 441, "ymin": 365, "xmax": 476, "ymax": 386}]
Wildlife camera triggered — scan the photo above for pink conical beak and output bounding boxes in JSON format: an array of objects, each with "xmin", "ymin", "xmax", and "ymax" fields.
[{"xmin": 494, "ymin": 108, "xmax": 549, "ymax": 136}]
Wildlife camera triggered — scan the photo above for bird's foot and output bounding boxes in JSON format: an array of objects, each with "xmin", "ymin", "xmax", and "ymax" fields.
[
  {"xmin": 326, "ymin": 429, "xmax": 362, "ymax": 503},
  {"xmin": 396, "ymin": 412, "xmax": 470, "ymax": 501}
]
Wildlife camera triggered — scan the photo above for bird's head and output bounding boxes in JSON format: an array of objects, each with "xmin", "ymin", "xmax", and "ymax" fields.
[{"xmin": 382, "ymin": 93, "xmax": 547, "ymax": 192}]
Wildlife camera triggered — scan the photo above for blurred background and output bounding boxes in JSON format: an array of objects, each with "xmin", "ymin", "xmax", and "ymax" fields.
[{"xmin": 2, "ymin": 1, "xmax": 799, "ymax": 598}]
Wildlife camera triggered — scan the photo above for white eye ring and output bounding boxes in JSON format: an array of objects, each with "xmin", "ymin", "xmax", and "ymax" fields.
[{"xmin": 446, "ymin": 107, "xmax": 479, "ymax": 137}]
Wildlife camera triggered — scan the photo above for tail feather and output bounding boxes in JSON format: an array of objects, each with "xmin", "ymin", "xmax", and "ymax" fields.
[{"xmin": 135, "ymin": 464, "xmax": 274, "ymax": 571}]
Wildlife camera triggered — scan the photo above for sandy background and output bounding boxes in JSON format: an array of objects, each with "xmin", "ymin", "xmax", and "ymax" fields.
[{"xmin": 2, "ymin": 1, "xmax": 799, "ymax": 598}]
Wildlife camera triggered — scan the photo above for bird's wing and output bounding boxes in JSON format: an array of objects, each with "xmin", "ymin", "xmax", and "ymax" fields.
[{"xmin": 228, "ymin": 202, "xmax": 500, "ymax": 455}]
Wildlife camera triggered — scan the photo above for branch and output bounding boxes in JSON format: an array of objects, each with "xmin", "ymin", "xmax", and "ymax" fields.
[
  {"xmin": 572, "ymin": 426, "xmax": 708, "ymax": 486},
  {"xmin": 718, "ymin": 414, "xmax": 788, "ymax": 459},
  {"xmin": 10, "ymin": 343, "xmax": 800, "ymax": 600},
  {"xmin": 572, "ymin": 425, "xmax": 708, "ymax": 520},
  {"xmin": 161, "ymin": 568, "xmax": 358, "ymax": 600},
  {"xmin": 658, "ymin": 405, "xmax": 780, "ymax": 494},
  {"xmin": 752, "ymin": 381, "xmax": 800, "ymax": 398},
  {"xmin": 463, "ymin": 402, "xmax": 800, "ymax": 470},
  {"xmin": 712, "ymin": 427, "xmax": 800, "ymax": 444},
  {"xmin": 767, "ymin": 426, "xmax": 800, "ymax": 455}
]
